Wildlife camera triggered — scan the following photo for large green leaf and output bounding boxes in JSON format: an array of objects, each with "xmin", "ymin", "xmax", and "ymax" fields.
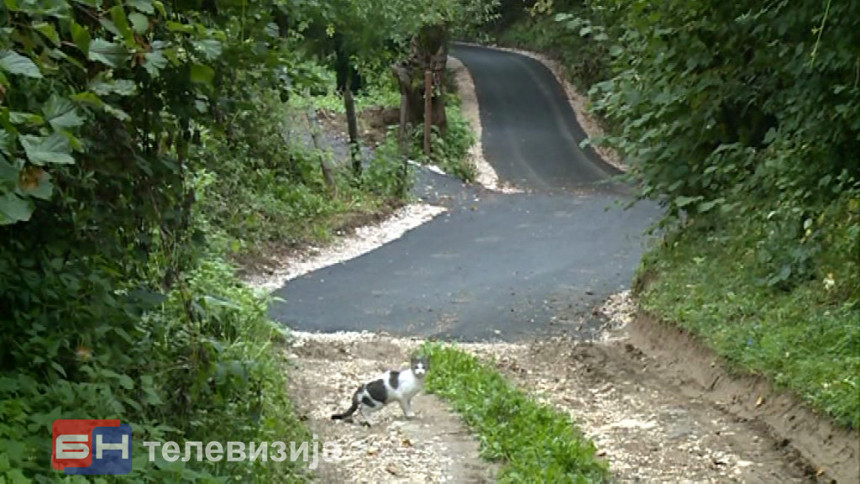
[
  {"xmin": 88, "ymin": 39, "xmax": 128, "ymax": 67},
  {"xmin": 127, "ymin": 0, "xmax": 154, "ymax": 14},
  {"xmin": 34, "ymin": 22, "xmax": 60, "ymax": 46},
  {"xmin": 129, "ymin": 12, "xmax": 149, "ymax": 34},
  {"xmin": 143, "ymin": 50, "xmax": 167, "ymax": 77},
  {"xmin": 190, "ymin": 64, "xmax": 214, "ymax": 86},
  {"xmin": 192, "ymin": 39, "xmax": 222, "ymax": 60},
  {"xmin": 42, "ymin": 95, "xmax": 84, "ymax": 131},
  {"xmin": 0, "ymin": 156, "xmax": 18, "ymax": 190},
  {"xmin": 0, "ymin": 192, "xmax": 33, "ymax": 224},
  {"xmin": 8, "ymin": 112, "xmax": 44, "ymax": 126},
  {"xmin": 0, "ymin": 51, "xmax": 41, "ymax": 78},
  {"xmin": 18, "ymin": 169, "xmax": 53, "ymax": 200},
  {"xmin": 70, "ymin": 21, "xmax": 91, "ymax": 55},
  {"xmin": 19, "ymin": 133, "xmax": 74, "ymax": 165},
  {"xmin": 110, "ymin": 5, "xmax": 136, "ymax": 45},
  {"xmin": 70, "ymin": 91, "xmax": 105, "ymax": 109}
]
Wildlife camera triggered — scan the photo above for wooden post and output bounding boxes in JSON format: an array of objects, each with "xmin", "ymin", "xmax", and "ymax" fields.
[
  {"xmin": 344, "ymin": 72, "xmax": 361, "ymax": 177},
  {"xmin": 423, "ymin": 69, "xmax": 432, "ymax": 157},
  {"xmin": 305, "ymin": 108, "xmax": 337, "ymax": 198}
]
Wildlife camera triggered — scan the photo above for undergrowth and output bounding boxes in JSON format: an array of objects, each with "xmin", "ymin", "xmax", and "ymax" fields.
[
  {"xmin": 637, "ymin": 196, "xmax": 860, "ymax": 429},
  {"xmin": 409, "ymin": 92, "xmax": 477, "ymax": 183},
  {"xmin": 197, "ymin": 91, "xmax": 398, "ymax": 258},
  {"xmin": 495, "ymin": 1, "xmax": 860, "ymax": 431},
  {"xmin": 422, "ymin": 343, "xmax": 609, "ymax": 483}
]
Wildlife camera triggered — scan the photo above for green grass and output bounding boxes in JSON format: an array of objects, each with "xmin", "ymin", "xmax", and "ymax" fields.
[
  {"xmin": 422, "ymin": 343, "xmax": 609, "ymax": 483},
  {"xmin": 289, "ymin": 88, "xmax": 402, "ymax": 114},
  {"xmin": 637, "ymin": 217, "xmax": 860, "ymax": 428}
]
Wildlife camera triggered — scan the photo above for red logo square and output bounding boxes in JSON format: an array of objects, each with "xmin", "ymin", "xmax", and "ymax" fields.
[{"xmin": 52, "ymin": 419, "xmax": 121, "ymax": 472}]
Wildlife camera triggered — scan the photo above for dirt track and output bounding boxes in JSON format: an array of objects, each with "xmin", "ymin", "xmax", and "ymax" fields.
[{"xmin": 285, "ymin": 291, "xmax": 856, "ymax": 483}]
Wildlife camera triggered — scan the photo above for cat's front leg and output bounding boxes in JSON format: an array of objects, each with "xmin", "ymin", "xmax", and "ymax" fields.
[{"xmin": 401, "ymin": 398, "xmax": 416, "ymax": 419}]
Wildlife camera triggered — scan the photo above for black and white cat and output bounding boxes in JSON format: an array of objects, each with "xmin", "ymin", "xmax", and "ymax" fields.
[{"xmin": 331, "ymin": 355, "xmax": 429, "ymax": 424}]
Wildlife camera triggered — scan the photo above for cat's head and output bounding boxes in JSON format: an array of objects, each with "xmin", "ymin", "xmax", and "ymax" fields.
[{"xmin": 411, "ymin": 355, "xmax": 430, "ymax": 378}]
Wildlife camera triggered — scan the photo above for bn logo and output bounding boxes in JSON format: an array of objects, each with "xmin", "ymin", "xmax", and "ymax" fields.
[{"xmin": 52, "ymin": 419, "xmax": 132, "ymax": 475}]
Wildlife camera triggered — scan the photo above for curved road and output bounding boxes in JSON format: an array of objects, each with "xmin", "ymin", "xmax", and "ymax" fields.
[
  {"xmin": 270, "ymin": 45, "xmax": 660, "ymax": 341},
  {"xmin": 453, "ymin": 43, "xmax": 618, "ymax": 191}
]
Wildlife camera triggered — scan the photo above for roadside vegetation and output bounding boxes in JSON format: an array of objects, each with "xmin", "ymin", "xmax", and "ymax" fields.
[
  {"xmin": 422, "ymin": 343, "xmax": 609, "ymax": 482},
  {"xmin": 0, "ymin": 0, "xmax": 493, "ymax": 480},
  {"xmin": 489, "ymin": 0, "xmax": 859, "ymax": 428}
]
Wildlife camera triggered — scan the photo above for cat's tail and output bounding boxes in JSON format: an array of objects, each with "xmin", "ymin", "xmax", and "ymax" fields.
[{"xmin": 331, "ymin": 400, "xmax": 358, "ymax": 420}]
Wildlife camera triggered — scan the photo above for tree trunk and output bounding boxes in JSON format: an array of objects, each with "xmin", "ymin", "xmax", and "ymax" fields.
[
  {"xmin": 423, "ymin": 69, "xmax": 433, "ymax": 156},
  {"xmin": 343, "ymin": 71, "xmax": 361, "ymax": 177},
  {"xmin": 392, "ymin": 24, "xmax": 449, "ymax": 135}
]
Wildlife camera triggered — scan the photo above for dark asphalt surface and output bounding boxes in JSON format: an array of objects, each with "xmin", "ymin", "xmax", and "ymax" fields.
[
  {"xmin": 270, "ymin": 45, "xmax": 660, "ymax": 341},
  {"xmin": 452, "ymin": 43, "xmax": 620, "ymax": 191}
]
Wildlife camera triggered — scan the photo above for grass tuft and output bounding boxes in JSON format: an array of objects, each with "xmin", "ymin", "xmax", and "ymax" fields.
[{"xmin": 422, "ymin": 343, "xmax": 609, "ymax": 483}]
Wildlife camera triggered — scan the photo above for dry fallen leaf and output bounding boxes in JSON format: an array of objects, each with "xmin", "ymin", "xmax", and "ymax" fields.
[{"xmin": 755, "ymin": 395, "xmax": 765, "ymax": 407}]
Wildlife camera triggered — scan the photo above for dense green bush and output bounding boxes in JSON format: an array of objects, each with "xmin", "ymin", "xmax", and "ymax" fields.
[
  {"xmin": 581, "ymin": 0, "xmax": 860, "ymax": 425},
  {"xmin": 495, "ymin": 2, "xmax": 610, "ymax": 92},
  {"xmin": 494, "ymin": 0, "xmax": 859, "ymax": 426},
  {"xmin": 587, "ymin": 0, "xmax": 860, "ymax": 224},
  {"xmin": 408, "ymin": 98, "xmax": 477, "ymax": 183}
]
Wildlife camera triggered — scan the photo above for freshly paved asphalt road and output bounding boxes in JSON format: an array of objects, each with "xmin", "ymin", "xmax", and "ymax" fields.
[{"xmin": 270, "ymin": 44, "xmax": 660, "ymax": 341}]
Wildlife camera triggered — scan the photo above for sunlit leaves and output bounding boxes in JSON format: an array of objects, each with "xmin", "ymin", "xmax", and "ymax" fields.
[
  {"xmin": 19, "ymin": 133, "xmax": 74, "ymax": 165},
  {"xmin": 142, "ymin": 49, "xmax": 168, "ymax": 77},
  {"xmin": 41, "ymin": 95, "xmax": 84, "ymax": 131},
  {"xmin": 89, "ymin": 77, "xmax": 137, "ymax": 96},
  {"xmin": 127, "ymin": 0, "xmax": 154, "ymax": 14},
  {"xmin": 192, "ymin": 39, "xmax": 222, "ymax": 60},
  {"xmin": 33, "ymin": 22, "xmax": 60, "ymax": 46},
  {"xmin": 0, "ymin": 51, "xmax": 41, "ymax": 78},
  {"xmin": 70, "ymin": 20, "xmax": 91, "ymax": 54},
  {"xmin": 129, "ymin": 12, "xmax": 149, "ymax": 34},
  {"xmin": 88, "ymin": 39, "xmax": 128, "ymax": 67}
]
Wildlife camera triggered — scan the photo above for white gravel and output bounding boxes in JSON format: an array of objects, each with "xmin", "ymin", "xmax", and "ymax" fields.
[{"xmin": 244, "ymin": 204, "xmax": 446, "ymax": 292}]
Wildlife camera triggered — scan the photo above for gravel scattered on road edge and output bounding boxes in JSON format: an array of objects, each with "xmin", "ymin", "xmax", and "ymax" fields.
[{"xmin": 244, "ymin": 204, "xmax": 446, "ymax": 292}]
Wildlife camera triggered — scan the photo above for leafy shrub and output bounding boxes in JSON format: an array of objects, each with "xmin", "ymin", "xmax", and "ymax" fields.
[
  {"xmin": 410, "ymin": 101, "xmax": 477, "ymax": 183},
  {"xmin": 494, "ymin": 4, "xmax": 611, "ymax": 93},
  {"xmin": 364, "ymin": 130, "xmax": 414, "ymax": 199}
]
